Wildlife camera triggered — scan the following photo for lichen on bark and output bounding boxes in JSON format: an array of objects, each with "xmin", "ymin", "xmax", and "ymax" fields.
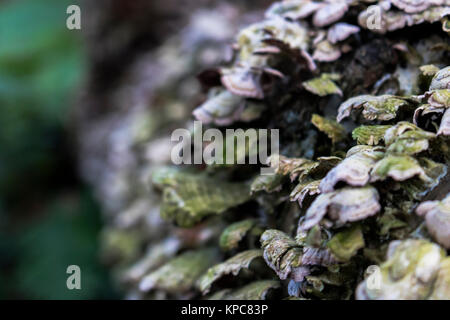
[{"xmin": 76, "ymin": 0, "xmax": 450, "ymax": 300}]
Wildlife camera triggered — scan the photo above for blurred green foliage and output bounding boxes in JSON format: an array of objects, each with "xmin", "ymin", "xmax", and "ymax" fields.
[
  {"xmin": 0, "ymin": 0, "xmax": 84, "ymax": 200},
  {"xmin": 14, "ymin": 192, "xmax": 116, "ymax": 299},
  {"xmin": 0, "ymin": 0, "xmax": 118, "ymax": 299}
]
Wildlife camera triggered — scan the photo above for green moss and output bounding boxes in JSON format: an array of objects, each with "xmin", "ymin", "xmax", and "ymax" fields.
[
  {"xmin": 140, "ymin": 249, "xmax": 219, "ymax": 294},
  {"xmin": 197, "ymin": 249, "xmax": 263, "ymax": 294},
  {"xmin": 154, "ymin": 168, "xmax": 252, "ymax": 227},
  {"xmin": 327, "ymin": 225, "xmax": 365, "ymax": 262},
  {"xmin": 352, "ymin": 125, "xmax": 391, "ymax": 145},
  {"xmin": 251, "ymin": 174, "xmax": 285, "ymax": 194},
  {"xmin": 311, "ymin": 114, "xmax": 347, "ymax": 143},
  {"xmin": 303, "ymin": 73, "xmax": 342, "ymax": 97},
  {"xmin": 220, "ymin": 280, "xmax": 280, "ymax": 300},
  {"xmin": 219, "ymin": 219, "xmax": 259, "ymax": 251}
]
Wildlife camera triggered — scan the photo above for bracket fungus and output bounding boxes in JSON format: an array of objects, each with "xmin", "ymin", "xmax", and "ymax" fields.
[
  {"xmin": 197, "ymin": 249, "xmax": 265, "ymax": 294},
  {"xmin": 319, "ymin": 146, "xmax": 385, "ymax": 192},
  {"xmin": 152, "ymin": 168, "xmax": 252, "ymax": 227},
  {"xmin": 327, "ymin": 23, "xmax": 360, "ymax": 44},
  {"xmin": 416, "ymin": 194, "xmax": 450, "ymax": 249},
  {"xmin": 300, "ymin": 186, "xmax": 381, "ymax": 231},
  {"xmin": 356, "ymin": 239, "xmax": 450, "ymax": 300},
  {"xmin": 260, "ymin": 229, "xmax": 337, "ymax": 282},
  {"xmin": 77, "ymin": 1, "xmax": 450, "ymax": 300},
  {"xmin": 219, "ymin": 219, "xmax": 263, "ymax": 252},
  {"xmin": 337, "ymin": 95, "xmax": 412, "ymax": 122},
  {"xmin": 139, "ymin": 249, "xmax": 219, "ymax": 295}
]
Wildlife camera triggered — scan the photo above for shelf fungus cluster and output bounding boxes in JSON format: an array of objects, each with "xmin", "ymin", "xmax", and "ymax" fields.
[{"xmin": 77, "ymin": 1, "xmax": 450, "ymax": 299}]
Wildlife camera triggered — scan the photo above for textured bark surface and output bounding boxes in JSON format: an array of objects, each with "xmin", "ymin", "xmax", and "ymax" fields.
[{"xmin": 74, "ymin": 1, "xmax": 450, "ymax": 300}]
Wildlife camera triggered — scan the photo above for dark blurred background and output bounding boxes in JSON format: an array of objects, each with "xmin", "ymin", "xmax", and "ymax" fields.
[
  {"xmin": 0, "ymin": 0, "xmax": 119, "ymax": 299},
  {"xmin": 0, "ymin": 0, "xmax": 228, "ymax": 300}
]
